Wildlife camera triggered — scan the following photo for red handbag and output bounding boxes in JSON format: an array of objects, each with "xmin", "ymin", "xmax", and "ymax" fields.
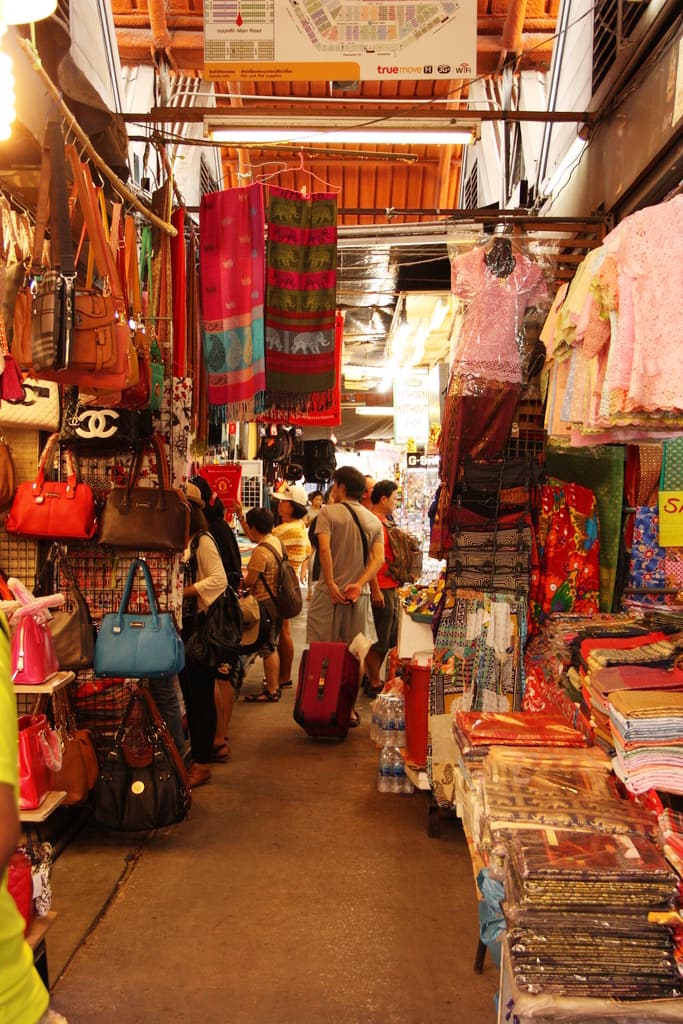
[
  {"xmin": 5, "ymin": 432, "xmax": 97, "ymax": 541},
  {"xmin": 17, "ymin": 713, "xmax": 61, "ymax": 810},
  {"xmin": 7, "ymin": 848, "xmax": 33, "ymax": 934}
]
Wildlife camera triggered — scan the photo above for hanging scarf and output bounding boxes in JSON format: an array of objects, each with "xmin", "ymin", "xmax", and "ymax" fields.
[
  {"xmin": 264, "ymin": 185, "xmax": 338, "ymax": 420},
  {"xmin": 199, "ymin": 184, "xmax": 266, "ymax": 422}
]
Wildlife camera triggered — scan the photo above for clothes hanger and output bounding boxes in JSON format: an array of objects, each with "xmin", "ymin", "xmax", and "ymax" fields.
[{"xmin": 255, "ymin": 150, "xmax": 341, "ymax": 196}]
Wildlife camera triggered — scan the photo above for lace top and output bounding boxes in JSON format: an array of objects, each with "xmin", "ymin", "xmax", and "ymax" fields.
[{"xmin": 450, "ymin": 245, "xmax": 548, "ymax": 384}]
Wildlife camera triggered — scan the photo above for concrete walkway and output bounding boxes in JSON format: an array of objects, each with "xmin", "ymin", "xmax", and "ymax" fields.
[{"xmin": 44, "ymin": 606, "xmax": 499, "ymax": 1023}]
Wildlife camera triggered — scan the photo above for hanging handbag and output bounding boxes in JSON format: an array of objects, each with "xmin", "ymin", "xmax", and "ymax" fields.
[
  {"xmin": 18, "ymin": 713, "xmax": 62, "ymax": 810},
  {"xmin": 94, "ymin": 557, "xmax": 185, "ymax": 679},
  {"xmin": 35, "ymin": 542, "xmax": 95, "ymax": 671},
  {"xmin": 0, "ymin": 376, "xmax": 61, "ymax": 431},
  {"xmin": 59, "ymin": 386, "xmax": 153, "ymax": 450},
  {"xmin": 98, "ymin": 434, "xmax": 190, "ymax": 552},
  {"xmin": 93, "ymin": 686, "xmax": 191, "ymax": 831},
  {"xmin": 48, "ymin": 687, "xmax": 99, "ymax": 805},
  {"xmin": 10, "ymin": 594, "xmax": 64, "ymax": 685},
  {"xmin": 5, "ymin": 432, "xmax": 97, "ymax": 541}
]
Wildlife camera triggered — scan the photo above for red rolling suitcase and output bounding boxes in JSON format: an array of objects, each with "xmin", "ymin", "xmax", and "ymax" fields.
[{"xmin": 293, "ymin": 642, "xmax": 360, "ymax": 738}]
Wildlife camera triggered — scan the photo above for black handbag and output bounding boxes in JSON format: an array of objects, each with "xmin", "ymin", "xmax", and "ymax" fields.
[
  {"xmin": 185, "ymin": 585, "xmax": 243, "ymax": 670},
  {"xmin": 60, "ymin": 387, "xmax": 154, "ymax": 450},
  {"xmin": 94, "ymin": 687, "xmax": 191, "ymax": 832}
]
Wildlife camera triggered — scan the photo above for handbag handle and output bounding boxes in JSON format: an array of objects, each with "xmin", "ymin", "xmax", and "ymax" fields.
[
  {"xmin": 32, "ymin": 433, "xmax": 80, "ymax": 500},
  {"xmin": 66, "ymin": 145, "xmax": 125, "ymax": 305},
  {"xmin": 120, "ymin": 434, "xmax": 174, "ymax": 515},
  {"xmin": 115, "ymin": 558, "xmax": 161, "ymax": 633}
]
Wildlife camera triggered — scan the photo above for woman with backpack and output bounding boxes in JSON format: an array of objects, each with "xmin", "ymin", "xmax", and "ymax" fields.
[
  {"xmin": 270, "ymin": 484, "xmax": 309, "ymax": 690},
  {"xmin": 240, "ymin": 507, "xmax": 284, "ymax": 702}
]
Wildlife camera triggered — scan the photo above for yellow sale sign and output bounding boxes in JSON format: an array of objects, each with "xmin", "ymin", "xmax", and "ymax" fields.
[{"xmin": 658, "ymin": 491, "xmax": 683, "ymax": 546}]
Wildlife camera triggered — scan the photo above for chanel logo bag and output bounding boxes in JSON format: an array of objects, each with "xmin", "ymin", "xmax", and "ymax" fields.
[{"xmin": 60, "ymin": 388, "xmax": 153, "ymax": 450}]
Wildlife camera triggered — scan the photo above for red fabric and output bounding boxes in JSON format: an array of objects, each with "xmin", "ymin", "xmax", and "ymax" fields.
[{"xmin": 455, "ymin": 710, "xmax": 588, "ymax": 747}]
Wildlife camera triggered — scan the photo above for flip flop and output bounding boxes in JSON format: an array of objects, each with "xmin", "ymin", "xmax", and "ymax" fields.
[
  {"xmin": 349, "ymin": 711, "xmax": 361, "ymax": 728},
  {"xmin": 245, "ymin": 687, "xmax": 281, "ymax": 703},
  {"xmin": 213, "ymin": 743, "xmax": 230, "ymax": 762}
]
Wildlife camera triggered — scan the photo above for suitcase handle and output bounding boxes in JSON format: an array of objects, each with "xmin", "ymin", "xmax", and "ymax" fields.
[{"xmin": 317, "ymin": 658, "xmax": 328, "ymax": 697}]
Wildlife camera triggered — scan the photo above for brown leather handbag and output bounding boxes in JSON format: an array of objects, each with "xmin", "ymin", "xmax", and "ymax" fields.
[
  {"xmin": 98, "ymin": 433, "xmax": 190, "ymax": 551},
  {"xmin": 49, "ymin": 687, "xmax": 99, "ymax": 806}
]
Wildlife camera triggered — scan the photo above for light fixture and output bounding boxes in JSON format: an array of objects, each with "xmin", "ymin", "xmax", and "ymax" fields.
[
  {"xmin": 355, "ymin": 406, "xmax": 396, "ymax": 416},
  {"xmin": 0, "ymin": 0, "xmax": 56, "ymax": 23},
  {"xmin": 205, "ymin": 115, "xmax": 475, "ymax": 147}
]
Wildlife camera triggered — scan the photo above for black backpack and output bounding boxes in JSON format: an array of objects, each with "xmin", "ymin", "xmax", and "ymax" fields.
[
  {"xmin": 303, "ymin": 439, "xmax": 336, "ymax": 483},
  {"xmin": 258, "ymin": 542, "xmax": 303, "ymax": 619}
]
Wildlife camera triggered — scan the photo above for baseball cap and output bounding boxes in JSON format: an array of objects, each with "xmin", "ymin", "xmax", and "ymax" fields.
[
  {"xmin": 185, "ymin": 482, "xmax": 205, "ymax": 508},
  {"xmin": 270, "ymin": 483, "xmax": 308, "ymax": 509}
]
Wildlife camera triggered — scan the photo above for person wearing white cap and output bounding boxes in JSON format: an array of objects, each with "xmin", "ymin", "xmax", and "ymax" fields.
[{"xmin": 271, "ymin": 484, "xmax": 309, "ymax": 690}]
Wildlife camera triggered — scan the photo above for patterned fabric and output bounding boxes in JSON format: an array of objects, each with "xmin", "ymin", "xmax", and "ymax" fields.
[
  {"xmin": 530, "ymin": 479, "xmax": 600, "ymax": 627},
  {"xmin": 661, "ymin": 438, "xmax": 683, "ymax": 490},
  {"xmin": 545, "ymin": 445, "xmax": 625, "ymax": 611},
  {"xmin": 286, "ymin": 310, "xmax": 343, "ymax": 428},
  {"xmin": 637, "ymin": 444, "xmax": 663, "ymax": 505},
  {"xmin": 199, "ymin": 184, "xmax": 266, "ymax": 422},
  {"xmin": 264, "ymin": 186, "xmax": 338, "ymax": 419},
  {"xmin": 629, "ymin": 506, "xmax": 666, "ymax": 600},
  {"xmin": 427, "ymin": 590, "xmax": 527, "ymax": 807}
]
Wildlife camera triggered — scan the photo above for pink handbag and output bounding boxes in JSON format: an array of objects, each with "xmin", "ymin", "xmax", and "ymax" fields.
[
  {"xmin": 11, "ymin": 611, "xmax": 59, "ymax": 685},
  {"xmin": 17, "ymin": 714, "xmax": 61, "ymax": 810}
]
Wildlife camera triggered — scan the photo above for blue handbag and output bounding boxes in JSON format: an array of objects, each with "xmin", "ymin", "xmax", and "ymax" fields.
[{"xmin": 94, "ymin": 558, "xmax": 185, "ymax": 678}]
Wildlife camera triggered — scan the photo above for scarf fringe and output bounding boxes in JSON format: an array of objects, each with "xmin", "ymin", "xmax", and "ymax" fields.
[{"xmin": 210, "ymin": 390, "xmax": 267, "ymax": 424}]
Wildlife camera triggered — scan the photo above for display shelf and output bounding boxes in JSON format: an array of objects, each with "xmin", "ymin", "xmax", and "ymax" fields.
[
  {"xmin": 13, "ymin": 670, "xmax": 75, "ymax": 696},
  {"xmin": 26, "ymin": 910, "xmax": 57, "ymax": 989},
  {"xmin": 20, "ymin": 791, "xmax": 67, "ymax": 822}
]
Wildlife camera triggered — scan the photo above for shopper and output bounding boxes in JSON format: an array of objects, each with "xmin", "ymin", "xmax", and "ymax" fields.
[
  {"xmin": 307, "ymin": 466, "xmax": 384, "ymax": 723},
  {"xmin": 190, "ymin": 475, "xmax": 243, "ymax": 761},
  {"xmin": 361, "ymin": 475, "xmax": 376, "ymax": 510},
  {"xmin": 270, "ymin": 484, "xmax": 309, "ymax": 690},
  {"xmin": 305, "ymin": 490, "xmax": 324, "ymax": 525},
  {"xmin": 242, "ymin": 508, "xmax": 284, "ymax": 703},
  {"xmin": 0, "ymin": 613, "xmax": 68, "ymax": 1024},
  {"xmin": 180, "ymin": 484, "xmax": 228, "ymax": 788},
  {"xmin": 365, "ymin": 480, "xmax": 401, "ymax": 696}
]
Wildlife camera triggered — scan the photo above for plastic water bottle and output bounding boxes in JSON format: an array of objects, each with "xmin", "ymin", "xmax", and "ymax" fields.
[
  {"xmin": 390, "ymin": 748, "xmax": 404, "ymax": 794},
  {"xmin": 402, "ymin": 763, "xmax": 415, "ymax": 794},
  {"xmin": 377, "ymin": 747, "xmax": 392, "ymax": 793},
  {"xmin": 386, "ymin": 696, "xmax": 400, "ymax": 749},
  {"xmin": 394, "ymin": 697, "xmax": 406, "ymax": 749}
]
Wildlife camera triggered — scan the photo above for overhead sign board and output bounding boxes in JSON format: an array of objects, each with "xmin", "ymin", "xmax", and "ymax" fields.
[{"xmin": 203, "ymin": 1, "xmax": 477, "ymax": 82}]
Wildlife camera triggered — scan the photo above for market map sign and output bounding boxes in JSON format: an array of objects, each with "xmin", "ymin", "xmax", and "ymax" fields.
[{"xmin": 203, "ymin": 1, "xmax": 476, "ymax": 82}]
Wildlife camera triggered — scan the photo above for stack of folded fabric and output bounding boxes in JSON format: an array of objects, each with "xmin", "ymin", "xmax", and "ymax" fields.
[
  {"xmin": 586, "ymin": 665, "xmax": 683, "ymax": 752},
  {"xmin": 480, "ymin": 745, "xmax": 662, "ymax": 872},
  {"xmin": 609, "ymin": 689, "xmax": 683, "ymax": 794},
  {"xmin": 504, "ymin": 827, "xmax": 681, "ymax": 999},
  {"xmin": 453, "ymin": 710, "xmax": 589, "ymax": 772}
]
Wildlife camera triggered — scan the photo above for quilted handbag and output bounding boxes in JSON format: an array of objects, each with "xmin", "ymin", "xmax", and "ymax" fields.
[
  {"xmin": 0, "ymin": 377, "xmax": 61, "ymax": 431},
  {"xmin": 94, "ymin": 557, "xmax": 185, "ymax": 679},
  {"xmin": 7, "ymin": 848, "xmax": 33, "ymax": 934},
  {"xmin": 94, "ymin": 687, "xmax": 191, "ymax": 831},
  {"xmin": 5, "ymin": 433, "xmax": 97, "ymax": 541},
  {"xmin": 98, "ymin": 434, "xmax": 190, "ymax": 552}
]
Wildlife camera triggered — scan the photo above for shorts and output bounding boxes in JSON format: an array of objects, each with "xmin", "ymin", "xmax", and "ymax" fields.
[
  {"xmin": 371, "ymin": 587, "xmax": 400, "ymax": 654},
  {"xmin": 306, "ymin": 588, "xmax": 377, "ymax": 646},
  {"xmin": 255, "ymin": 599, "xmax": 281, "ymax": 657}
]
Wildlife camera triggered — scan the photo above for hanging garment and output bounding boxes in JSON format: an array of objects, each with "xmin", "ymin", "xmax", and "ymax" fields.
[
  {"xmin": 263, "ymin": 186, "xmax": 338, "ymax": 419},
  {"xmin": 199, "ymin": 184, "xmax": 266, "ymax": 422}
]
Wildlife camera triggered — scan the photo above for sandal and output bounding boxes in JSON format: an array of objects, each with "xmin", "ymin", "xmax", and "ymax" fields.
[
  {"xmin": 212, "ymin": 743, "xmax": 230, "ymax": 762},
  {"xmin": 245, "ymin": 687, "xmax": 281, "ymax": 703},
  {"xmin": 349, "ymin": 711, "xmax": 361, "ymax": 728},
  {"xmin": 279, "ymin": 679, "xmax": 293, "ymax": 688}
]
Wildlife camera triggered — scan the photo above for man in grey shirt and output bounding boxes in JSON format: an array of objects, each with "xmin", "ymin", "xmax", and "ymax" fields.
[{"xmin": 306, "ymin": 465, "xmax": 384, "ymax": 651}]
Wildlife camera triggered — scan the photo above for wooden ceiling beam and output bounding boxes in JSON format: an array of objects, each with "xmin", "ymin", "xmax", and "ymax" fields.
[{"xmin": 123, "ymin": 105, "xmax": 593, "ymax": 125}]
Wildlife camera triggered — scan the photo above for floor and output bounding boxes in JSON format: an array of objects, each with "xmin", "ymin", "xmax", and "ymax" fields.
[{"xmin": 40, "ymin": 597, "xmax": 499, "ymax": 1024}]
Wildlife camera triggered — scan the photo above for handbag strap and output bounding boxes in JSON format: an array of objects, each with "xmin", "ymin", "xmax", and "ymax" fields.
[
  {"xmin": 66, "ymin": 145, "xmax": 125, "ymax": 305},
  {"xmin": 122, "ymin": 435, "xmax": 173, "ymax": 513},
  {"xmin": 46, "ymin": 120, "xmax": 75, "ymax": 279},
  {"xmin": 33, "ymin": 434, "xmax": 79, "ymax": 499},
  {"xmin": 30, "ymin": 130, "xmax": 52, "ymax": 274},
  {"xmin": 341, "ymin": 502, "xmax": 369, "ymax": 565},
  {"xmin": 257, "ymin": 540, "xmax": 286, "ymax": 605},
  {"xmin": 116, "ymin": 558, "xmax": 160, "ymax": 629}
]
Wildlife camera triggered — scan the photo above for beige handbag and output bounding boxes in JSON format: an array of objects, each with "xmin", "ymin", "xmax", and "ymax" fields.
[{"xmin": 0, "ymin": 378, "xmax": 60, "ymax": 431}]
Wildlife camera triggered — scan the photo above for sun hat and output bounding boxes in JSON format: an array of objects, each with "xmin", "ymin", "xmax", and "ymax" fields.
[
  {"xmin": 239, "ymin": 594, "xmax": 261, "ymax": 647},
  {"xmin": 270, "ymin": 483, "xmax": 308, "ymax": 509},
  {"xmin": 185, "ymin": 482, "xmax": 205, "ymax": 508}
]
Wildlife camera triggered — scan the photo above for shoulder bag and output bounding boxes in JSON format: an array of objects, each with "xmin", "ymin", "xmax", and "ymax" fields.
[
  {"xmin": 18, "ymin": 713, "xmax": 62, "ymax": 810},
  {"xmin": 94, "ymin": 686, "xmax": 191, "ymax": 831},
  {"xmin": 34, "ymin": 542, "xmax": 95, "ymax": 672},
  {"xmin": 5, "ymin": 432, "xmax": 97, "ymax": 541},
  {"xmin": 258, "ymin": 541, "xmax": 303, "ymax": 619},
  {"xmin": 10, "ymin": 593, "xmax": 65, "ymax": 685},
  {"xmin": 93, "ymin": 557, "xmax": 185, "ymax": 679},
  {"xmin": 60, "ymin": 386, "xmax": 153, "ymax": 451},
  {"xmin": 98, "ymin": 434, "xmax": 190, "ymax": 551},
  {"xmin": 184, "ymin": 534, "xmax": 243, "ymax": 668},
  {"xmin": 48, "ymin": 686, "xmax": 99, "ymax": 805},
  {"xmin": 0, "ymin": 377, "xmax": 61, "ymax": 431}
]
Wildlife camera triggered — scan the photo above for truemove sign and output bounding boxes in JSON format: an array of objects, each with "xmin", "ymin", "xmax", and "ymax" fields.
[{"xmin": 203, "ymin": 1, "xmax": 477, "ymax": 82}]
